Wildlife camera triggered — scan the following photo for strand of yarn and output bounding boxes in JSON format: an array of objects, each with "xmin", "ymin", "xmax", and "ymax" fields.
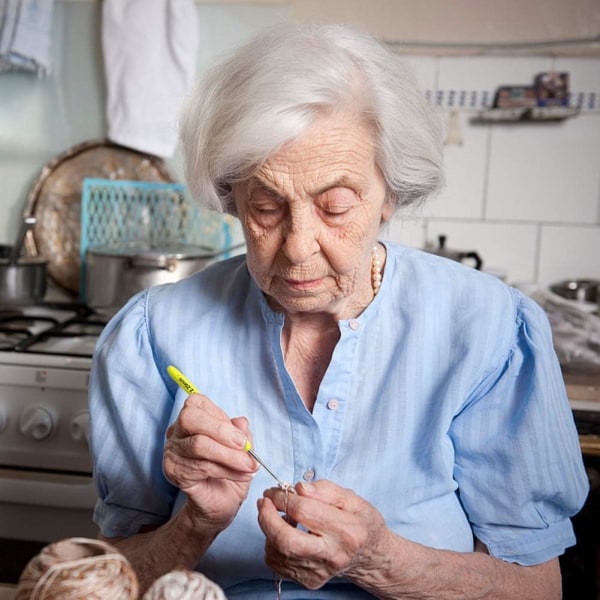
[
  {"xmin": 274, "ymin": 482, "xmax": 296, "ymax": 600},
  {"xmin": 16, "ymin": 538, "xmax": 138, "ymax": 600},
  {"xmin": 143, "ymin": 569, "xmax": 227, "ymax": 600},
  {"xmin": 371, "ymin": 244, "xmax": 382, "ymax": 296}
]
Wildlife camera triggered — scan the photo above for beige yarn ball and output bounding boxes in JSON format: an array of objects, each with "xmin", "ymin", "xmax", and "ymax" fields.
[
  {"xmin": 16, "ymin": 537, "xmax": 139, "ymax": 600},
  {"xmin": 143, "ymin": 569, "xmax": 227, "ymax": 600}
]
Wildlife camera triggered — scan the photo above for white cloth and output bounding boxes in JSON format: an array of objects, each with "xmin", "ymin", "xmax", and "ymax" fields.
[
  {"xmin": 102, "ymin": 0, "xmax": 198, "ymax": 158},
  {"xmin": 0, "ymin": 0, "xmax": 54, "ymax": 75}
]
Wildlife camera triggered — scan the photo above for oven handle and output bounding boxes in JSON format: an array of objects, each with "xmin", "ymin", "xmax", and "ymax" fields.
[{"xmin": 0, "ymin": 468, "xmax": 97, "ymax": 509}]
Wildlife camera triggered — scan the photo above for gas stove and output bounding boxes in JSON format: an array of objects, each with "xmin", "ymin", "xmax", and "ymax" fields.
[
  {"xmin": 0, "ymin": 301, "xmax": 107, "ymax": 571},
  {"xmin": 0, "ymin": 302, "xmax": 109, "ymax": 474}
]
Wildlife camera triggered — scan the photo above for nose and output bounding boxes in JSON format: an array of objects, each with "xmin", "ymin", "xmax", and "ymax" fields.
[{"xmin": 281, "ymin": 208, "xmax": 320, "ymax": 264}]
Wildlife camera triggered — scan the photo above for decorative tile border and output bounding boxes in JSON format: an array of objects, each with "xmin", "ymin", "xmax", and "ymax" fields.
[{"xmin": 425, "ymin": 89, "xmax": 599, "ymax": 111}]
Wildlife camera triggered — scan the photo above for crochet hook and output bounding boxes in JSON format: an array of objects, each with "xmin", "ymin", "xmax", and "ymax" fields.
[{"xmin": 166, "ymin": 364, "xmax": 287, "ymax": 487}]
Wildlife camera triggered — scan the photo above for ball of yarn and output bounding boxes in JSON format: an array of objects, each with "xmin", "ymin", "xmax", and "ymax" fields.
[
  {"xmin": 143, "ymin": 569, "xmax": 226, "ymax": 600},
  {"xmin": 16, "ymin": 537, "xmax": 139, "ymax": 600}
]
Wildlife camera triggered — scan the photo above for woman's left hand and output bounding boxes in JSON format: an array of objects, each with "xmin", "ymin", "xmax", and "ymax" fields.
[{"xmin": 257, "ymin": 480, "xmax": 390, "ymax": 590}]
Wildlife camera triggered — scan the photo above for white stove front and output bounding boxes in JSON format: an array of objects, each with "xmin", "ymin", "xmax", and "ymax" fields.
[{"xmin": 0, "ymin": 326, "xmax": 99, "ymax": 575}]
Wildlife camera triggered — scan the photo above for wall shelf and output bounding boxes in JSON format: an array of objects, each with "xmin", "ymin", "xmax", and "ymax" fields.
[{"xmin": 472, "ymin": 106, "xmax": 580, "ymax": 123}]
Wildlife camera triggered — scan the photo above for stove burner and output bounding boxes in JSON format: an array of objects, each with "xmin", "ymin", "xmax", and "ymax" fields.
[
  {"xmin": 0, "ymin": 331, "xmax": 29, "ymax": 350},
  {"xmin": 0, "ymin": 303, "xmax": 109, "ymax": 357},
  {"xmin": 0, "ymin": 315, "xmax": 58, "ymax": 330}
]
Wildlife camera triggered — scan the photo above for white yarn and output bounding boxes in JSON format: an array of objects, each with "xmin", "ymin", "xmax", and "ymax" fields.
[
  {"xmin": 143, "ymin": 570, "xmax": 227, "ymax": 600},
  {"xmin": 16, "ymin": 537, "xmax": 138, "ymax": 600}
]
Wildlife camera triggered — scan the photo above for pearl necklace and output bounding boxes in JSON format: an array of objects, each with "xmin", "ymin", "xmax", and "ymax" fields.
[{"xmin": 371, "ymin": 244, "xmax": 382, "ymax": 296}]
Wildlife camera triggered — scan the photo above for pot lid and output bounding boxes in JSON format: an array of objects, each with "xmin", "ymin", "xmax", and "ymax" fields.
[
  {"xmin": 87, "ymin": 243, "xmax": 216, "ymax": 260},
  {"xmin": 0, "ymin": 257, "xmax": 48, "ymax": 266}
]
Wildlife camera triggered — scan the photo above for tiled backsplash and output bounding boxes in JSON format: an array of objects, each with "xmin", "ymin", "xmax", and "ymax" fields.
[{"xmin": 383, "ymin": 54, "xmax": 600, "ymax": 287}]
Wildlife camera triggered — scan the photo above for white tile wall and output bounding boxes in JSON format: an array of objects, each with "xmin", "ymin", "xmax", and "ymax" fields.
[
  {"xmin": 486, "ymin": 114, "xmax": 600, "ymax": 223},
  {"xmin": 538, "ymin": 225, "xmax": 600, "ymax": 284},
  {"xmin": 422, "ymin": 112, "xmax": 489, "ymax": 220},
  {"xmin": 385, "ymin": 54, "xmax": 600, "ymax": 287}
]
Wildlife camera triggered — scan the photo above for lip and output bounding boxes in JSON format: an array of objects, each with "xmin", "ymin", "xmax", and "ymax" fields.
[{"xmin": 283, "ymin": 277, "xmax": 323, "ymax": 291}]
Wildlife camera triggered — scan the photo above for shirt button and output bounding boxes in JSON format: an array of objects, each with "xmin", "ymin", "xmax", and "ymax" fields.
[
  {"xmin": 349, "ymin": 319, "xmax": 360, "ymax": 330},
  {"xmin": 303, "ymin": 469, "xmax": 315, "ymax": 481},
  {"xmin": 327, "ymin": 398, "xmax": 340, "ymax": 410}
]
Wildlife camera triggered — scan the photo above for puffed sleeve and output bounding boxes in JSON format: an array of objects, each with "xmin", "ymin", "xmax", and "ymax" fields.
[
  {"xmin": 89, "ymin": 290, "xmax": 177, "ymax": 538},
  {"xmin": 450, "ymin": 289, "xmax": 589, "ymax": 565}
]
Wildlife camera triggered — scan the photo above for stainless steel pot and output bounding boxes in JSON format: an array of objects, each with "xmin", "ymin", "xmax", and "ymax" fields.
[
  {"xmin": 0, "ymin": 257, "xmax": 48, "ymax": 305},
  {"xmin": 85, "ymin": 243, "xmax": 241, "ymax": 309},
  {"xmin": 0, "ymin": 217, "xmax": 48, "ymax": 305}
]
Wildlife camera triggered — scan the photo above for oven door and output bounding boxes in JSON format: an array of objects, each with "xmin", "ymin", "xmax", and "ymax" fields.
[
  {"xmin": 0, "ymin": 467, "xmax": 98, "ymax": 541},
  {"xmin": 0, "ymin": 468, "xmax": 98, "ymax": 584}
]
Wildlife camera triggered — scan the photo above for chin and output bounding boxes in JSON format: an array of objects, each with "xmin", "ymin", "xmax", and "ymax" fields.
[{"xmin": 267, "ymin": 290, "xmax": 337, "ymax": 315}]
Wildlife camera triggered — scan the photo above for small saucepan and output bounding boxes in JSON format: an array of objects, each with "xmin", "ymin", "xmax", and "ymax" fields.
[
  {"xmin": 0, "ymin": 217, "xmax": 48, "ymax": 305},
  {"xmin": 550, "ymin": 279, "xmax": 599, "ymax": 304}
]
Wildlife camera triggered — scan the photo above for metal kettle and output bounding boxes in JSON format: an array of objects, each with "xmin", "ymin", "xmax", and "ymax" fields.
[{"xmin": 425, "ymin": 235, "xmax": 483, "ymax": 270}]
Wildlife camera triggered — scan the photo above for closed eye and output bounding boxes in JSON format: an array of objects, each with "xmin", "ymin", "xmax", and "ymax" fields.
[
  {"xmin": 248, "ymin": 186, "xmax": 286, "ymax": 224},
  {"xmin": 318, "ymin": 187, "xmax": 358, "ymax": 219}
]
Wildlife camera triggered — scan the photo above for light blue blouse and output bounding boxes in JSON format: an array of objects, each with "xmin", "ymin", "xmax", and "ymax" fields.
[{"xmin": 90, "ymin": 241, "xmax": 588, "ymax": 599}]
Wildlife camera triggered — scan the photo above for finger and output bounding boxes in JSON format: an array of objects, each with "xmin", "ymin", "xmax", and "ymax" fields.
[
  {"xmin": 165, "ymin": 424, "xmax": 259, "ymax": 485},
  {"xmin": 231, "ymin": 416, "xmax": 252, "ymax": 446},
  {"xmin": 257, "ymin": 498, "xmax": 336, "ymax": 588},
  {"xmin": 170, "ymin": 396, "xmax": 249, "ymax": 451},
  {"xmin": 296, "ymin": 480, "xmax": 365, "ymax": 513},
  {"xmin": 257, "ymin": 497, "xmax": 310, "ymax": 552},
  {"xmin": 164, "ymin": 451, "xmax": 255, "ymax": 490},
  {"xmin": 264, "ymin": 483, "xmax": 376, "ymax": 547}
]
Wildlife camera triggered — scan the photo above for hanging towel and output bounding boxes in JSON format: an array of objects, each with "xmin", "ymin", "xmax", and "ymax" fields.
[
  {"xmin": 0, "ymin": 0, "xmax": 55, "ymax": 75},
  {"xmin": 102, "ymin": 0, "xmax": 199, "ymax": 158}
]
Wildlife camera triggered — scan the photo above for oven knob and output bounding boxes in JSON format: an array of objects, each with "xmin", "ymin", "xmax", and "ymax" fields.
[
  {"xmin": 69, "ymin": 410, "xmax": 90, "ymax": 443},
  {"xmin": 19, "ymin": 406, "xmax": 55, "ymax": 440}
]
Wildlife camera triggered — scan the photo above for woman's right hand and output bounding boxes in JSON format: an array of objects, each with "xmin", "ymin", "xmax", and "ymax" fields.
[{"xmin": 163, "ymin": 393, "xmax": 258, "ymax": 532}]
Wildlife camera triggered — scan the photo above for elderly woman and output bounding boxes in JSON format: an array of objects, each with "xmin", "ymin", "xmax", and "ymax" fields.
[{"xmin": 89, "ymin": 23, "xmax": 588, "ymax": 599}]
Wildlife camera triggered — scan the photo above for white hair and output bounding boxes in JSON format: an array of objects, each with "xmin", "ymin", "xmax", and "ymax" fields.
[{"xmin": 180, "ymin": 23, "xmax": 444, "ymax": 214}]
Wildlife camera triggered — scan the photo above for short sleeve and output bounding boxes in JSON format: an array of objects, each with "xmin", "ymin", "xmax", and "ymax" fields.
[
  {"xmin": 450, "ymin": 290, "xmax": 588, "ymax": 565},
  {"xmin": 89, "ymin": 290, "xmax": 177, "ymax": 537}
]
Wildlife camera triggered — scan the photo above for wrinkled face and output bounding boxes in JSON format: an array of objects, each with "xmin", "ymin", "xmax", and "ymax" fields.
[{"xmin": 233, "ymin": 112, "xmax": 393, "ymax": 317}]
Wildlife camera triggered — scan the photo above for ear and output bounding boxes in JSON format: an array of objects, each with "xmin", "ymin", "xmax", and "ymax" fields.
[{"xmin": 380, "ymin": 198, "xmax": 395, "ymax": 223}]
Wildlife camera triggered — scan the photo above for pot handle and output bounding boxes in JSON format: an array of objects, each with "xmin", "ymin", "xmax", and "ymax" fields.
[
  {"xmin": 9, "ymin": 216, "xmax": 37, "ymax": 265},
  {"xmin": 460, "ymin": 251, "xmax": 483, "ymax": 270},
  {"xmin": 127, "ymin": 255, "xmax": 178, "ymax": 271}
]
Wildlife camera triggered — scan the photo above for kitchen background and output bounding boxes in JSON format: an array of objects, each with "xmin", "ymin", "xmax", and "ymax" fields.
[
  {"xmin": 0, "ymin": 0, "xmax": 599, "ymax": 596},
  {"xmin": 1, "ymin": 0, "xmax": 599, "ymax": 289}
]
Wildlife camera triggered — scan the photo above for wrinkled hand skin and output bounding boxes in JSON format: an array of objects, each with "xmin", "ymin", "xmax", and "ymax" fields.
[
  {"xmin": 257, "ymin": 480, "xmax": 388, "ymax": 590},
  {"xmin": 257, "ymin": 481, "xmax": 563, "ymax": 600},
  {"xmin": 163, "ymin": 393, "xmax": 259, "ymax": 533}
]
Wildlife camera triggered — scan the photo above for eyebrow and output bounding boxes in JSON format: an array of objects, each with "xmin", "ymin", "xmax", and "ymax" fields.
[{"xmin": 248, "ymin": 175, "xmax": 360, "ymax": 201}]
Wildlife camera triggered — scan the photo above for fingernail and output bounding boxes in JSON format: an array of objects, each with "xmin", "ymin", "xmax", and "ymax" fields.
[
  {"xmin": 299, "ymin": 482, "xmax": 314, "ymax": 494},
  {"xmin": 231, "ymin": 429, "xmax": 247, "ymax": 448}
]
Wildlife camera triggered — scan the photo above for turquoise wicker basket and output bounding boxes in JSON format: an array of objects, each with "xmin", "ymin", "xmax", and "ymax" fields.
[{"xmin": 80, "ymin": 178, "xmax": 231, "ymax": 300}]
